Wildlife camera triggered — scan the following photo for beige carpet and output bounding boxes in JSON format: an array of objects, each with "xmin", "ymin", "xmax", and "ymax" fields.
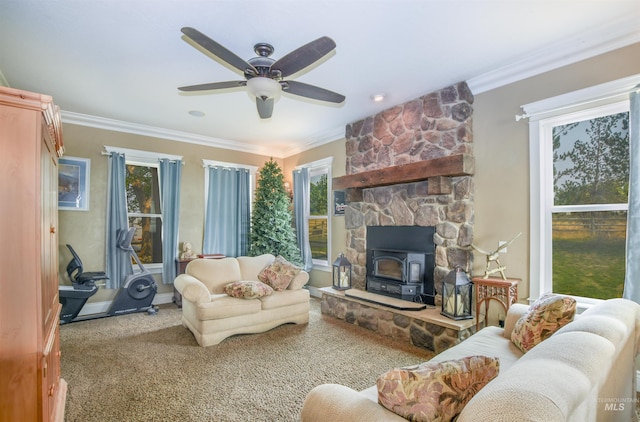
[{"xmin": 60, "ymin": 297, "xmax": 433, "ymax": 421}]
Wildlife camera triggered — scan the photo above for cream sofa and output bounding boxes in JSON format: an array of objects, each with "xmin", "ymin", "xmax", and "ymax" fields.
[
  {"xmin": 173, "ymin": 254, "xmax": 310, "ymax": 347},
  {"xmin": 301, "ymin": 298, "xmax": 640, "ymax": 422}
]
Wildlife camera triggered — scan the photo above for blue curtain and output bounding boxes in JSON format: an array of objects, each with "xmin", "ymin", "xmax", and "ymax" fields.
[
  {"xmin": 105, "ymin": 152, "xmax": 132, "ymax": 289},
  {"xmin": 293, "ymin": 168, "xmax": 313, "ymax": 271},
  {"xmin": 203, "ymin": 166, "xmax": 250, "ymax": 257},
  {"xmin": 624, "ymin": 88, "xmax": 640, "ymax": 303},
  {"xmin": 159, "ymin": 159, "xmax": 182, "ymax": 284}
]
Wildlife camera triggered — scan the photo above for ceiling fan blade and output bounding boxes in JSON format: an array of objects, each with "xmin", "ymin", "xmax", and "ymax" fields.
[
  {"xmin": 178, "ymin": 80, "xmax": 247, "ymax": 92},
  {"xmin": 256, "ymin": 97, "xmax": 274, "ymax": 119},
  {"xmin": 181, "ymin": 27, "xmax": 257, "ymax": 75},
  {"xmin": 271, "ymin": 36, "xmax": 336, "ymax": 78},
  {"xmin": 282, "ymin": 80, "xmax": 345, "ymax": 103}
]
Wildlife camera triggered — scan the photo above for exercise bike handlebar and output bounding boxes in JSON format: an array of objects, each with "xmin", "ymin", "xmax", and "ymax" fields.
[
  {"xmin": 117, "ymin": 227, "xmax": 149, "ymax": 273},
  {"xmin": 117, "ymin": 227, "xmax": 136, "ymax": 251}
]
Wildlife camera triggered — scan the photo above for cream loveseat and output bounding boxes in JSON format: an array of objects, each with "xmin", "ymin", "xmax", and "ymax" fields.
[
  {"xmin": 174, "ymin": 254, "xmax": 310, "ymax": 347},
  {"xmin": 301, "ymin": 297, "xmax": 640, "ymax": 422}
]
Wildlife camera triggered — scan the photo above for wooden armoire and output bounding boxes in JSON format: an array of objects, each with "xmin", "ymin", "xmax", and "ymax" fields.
[{"xmin": 0, "ymin": 86, "xmax": 67, "ymax": 421}]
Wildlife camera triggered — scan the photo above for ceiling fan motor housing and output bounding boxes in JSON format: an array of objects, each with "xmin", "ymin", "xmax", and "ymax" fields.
[{"xmin": 245, "ymin": 56, "xmax": 277, "ymax": 79}]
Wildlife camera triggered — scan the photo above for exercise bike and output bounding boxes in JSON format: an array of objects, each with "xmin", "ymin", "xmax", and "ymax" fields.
[{"xmin": 59, "ymin": 227, "xmax": 158, "ymax": 324}]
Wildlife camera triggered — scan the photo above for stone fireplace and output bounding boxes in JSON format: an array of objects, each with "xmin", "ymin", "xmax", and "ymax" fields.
[
  {"xmin": 337, "ymin": 82, "xmax": 475, "ymax": 303},
  {"xmin": 319, "ymin": 82, "xmax": 477, "ymax": 352}
]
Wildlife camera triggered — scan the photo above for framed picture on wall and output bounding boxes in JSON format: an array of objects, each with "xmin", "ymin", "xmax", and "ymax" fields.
[
  {"xmin": 333, "ymin": 190, "xmax": 346, "ymax": 216},
  {"xmin": 58, "ymin": 156, "xmax": 90, "ymax": 211}
]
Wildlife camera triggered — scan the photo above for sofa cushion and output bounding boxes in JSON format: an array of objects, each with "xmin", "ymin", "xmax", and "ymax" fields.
[
  {"xmin": 237, "ymin": 254, "xmax": 275, "ymax": 280},
  {"xmin": 258, "ymin": 255, "xmax": 301, "ymax": 291},
  {"xmin": 511, "ymin": 293, "xmax": 576, "ymax": 353},
  {"xmin": 259, "ymin": 288, "xmax": 310, "ymax": 310},
  {"xmin": 186, "ymin": 258, "xmax": 243, "ymax": 294},
  {"xmin": 223, "ymin": 280, "xmax": 274, "ymax": 299},
  {"xmin": 376, "ymin": 355, "xmax": 500, "ymax": 422},
  {"xmin": 195, "ymin": 295, "xmax": 261, "ymax": 320}
]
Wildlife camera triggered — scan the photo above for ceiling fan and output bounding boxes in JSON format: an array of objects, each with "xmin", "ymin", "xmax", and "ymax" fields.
[{"xmin": 178, "ymin": 27, "xmax": 346, "ymax": 119}]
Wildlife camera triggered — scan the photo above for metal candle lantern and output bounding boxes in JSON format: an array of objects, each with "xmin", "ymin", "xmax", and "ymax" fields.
[
  {"xmin": 441, "ymin": 267, "xmax": 473, "ymax": 320},
  {"xmin": 332, "ymin": 252, "xmax": 352, "ymax": 290}
]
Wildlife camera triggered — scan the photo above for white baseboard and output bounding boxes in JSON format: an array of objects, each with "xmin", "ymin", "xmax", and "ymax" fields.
[
  {"xmin": 77, "ymin": 292, "xmax": 173, "ymax": 317},
  {"xmin": 308, "ymin": 285, "xmax": 323, "ymax": 299},
  {"xmin": 153, "ymin": 292, "xmax": 174, "ymax": 305}
]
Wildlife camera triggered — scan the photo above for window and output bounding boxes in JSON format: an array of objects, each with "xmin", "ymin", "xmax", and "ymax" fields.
[
  {"xmin": 126, "ymin": 163, "xmax": 163, "ymax": 265},
  {"xmin": 105, "ymin": 145, "xmax": 183, "ymax": 271},
  {"xmin": 202, "ymin": 160, "xmax": 257, "ymax": 257},
  {"xmin": 525, "ymin": 76, "xmax": 638, "ymax": 304},
  {"xmin": 299, "ymin": 157, "xmax": 332, "ymax": 268},
  {"xmin": 309, "ymin": 168, "xmax": 329, "ymax": 264},
  {"xmin": 546, "ymin": 105, "xmax": 629, "ymax": 300}
]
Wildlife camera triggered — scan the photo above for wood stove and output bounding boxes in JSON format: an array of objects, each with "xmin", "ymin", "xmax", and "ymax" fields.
[{"xmin": 366, "ymin": 226, "xmax": 435, "ymax": 304}]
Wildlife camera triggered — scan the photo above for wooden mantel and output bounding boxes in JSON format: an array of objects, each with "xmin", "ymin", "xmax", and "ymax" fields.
[{"xmin": 333, "ymin": 154, "xmax": 474, "ymax": 194}]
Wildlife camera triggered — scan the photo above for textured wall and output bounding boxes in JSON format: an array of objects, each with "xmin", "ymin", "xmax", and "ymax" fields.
[{"xmin": 343, "ymin": 82, "xmax": 475, "ymax": 294}]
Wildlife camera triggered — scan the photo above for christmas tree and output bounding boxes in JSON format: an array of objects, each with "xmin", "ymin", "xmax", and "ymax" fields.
[{"xmin": 250, "ymin": 159, "xmax": 302, "ymax": 264}]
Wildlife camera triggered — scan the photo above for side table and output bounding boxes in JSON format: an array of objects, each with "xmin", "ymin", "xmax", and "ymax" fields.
[{"xmin": 473, "ymin": 276, "xmax": 519, "ymax": 331}]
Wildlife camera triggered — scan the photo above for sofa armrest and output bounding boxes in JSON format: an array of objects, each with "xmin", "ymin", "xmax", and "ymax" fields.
[
  {"xmin": 174, "ymin": 274, "xmax": 211, "ymax": 304},
  {"xmin": 503, "ymin": 303, "xmax": 530, "ymax": 338},
  {"xmin": 288, "ymin": 270, "xmax": 309, "ymax": 290},
  {"xmin": 301, "ymin": 384, "xmax": 406, "ymax": 422}
]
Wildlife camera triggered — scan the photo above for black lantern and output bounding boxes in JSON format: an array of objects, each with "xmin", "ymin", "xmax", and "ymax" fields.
[
  {"xmin": 332, "ymin": 252, "xmax": 352, "ymax": 290},
  {"xmin": 441, "ymin": 267, "xmax": 473, "ymax": 320}
]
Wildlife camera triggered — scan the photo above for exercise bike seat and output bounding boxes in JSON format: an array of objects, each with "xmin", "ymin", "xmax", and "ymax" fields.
[{"xmin": 66, "ymin": 244, "xmax": 109, "ymax": 286}]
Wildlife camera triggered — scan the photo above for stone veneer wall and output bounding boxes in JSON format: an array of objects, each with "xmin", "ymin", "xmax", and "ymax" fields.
[
  {"xmin": 343, "ymin": 82, "xmax": 475, "ymax": 297},
  {"xmin": 321, "ymin": 293, "xmax": 475, "ymax": 353}
]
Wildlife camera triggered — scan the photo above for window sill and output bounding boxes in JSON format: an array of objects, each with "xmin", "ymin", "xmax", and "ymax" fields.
[
  {"xmin": 527, "ymin": 295, "xmax": 604, "ymax": 314},
  {"xmin": 312, "ymin": 264, "xmax": 331, "ymax": 272}
]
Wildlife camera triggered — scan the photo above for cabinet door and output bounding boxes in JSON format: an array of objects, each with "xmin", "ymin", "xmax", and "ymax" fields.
[
  {"xmin": 41, "ymin": 314, "xmax": 61, "ymax": 421},
  {"xmin": 40, "ymin": 131, "xmax": 61, "ymax": 421},
  {"xmin": 40, "ymin": 133, "xmax": 58, "ymax": 338}
]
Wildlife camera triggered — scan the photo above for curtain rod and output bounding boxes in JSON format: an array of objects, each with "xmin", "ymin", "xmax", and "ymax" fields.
[
  {"xmin": 516, "ymin": 77, "xmax": 640, "ymax": 122},
  {"xmin": 515, "ymin": 91, "xmax": 635, "ymax": 122},
  {"xmin": 100, "ymin": 145, "xmax": 185, "ymax": 166}
]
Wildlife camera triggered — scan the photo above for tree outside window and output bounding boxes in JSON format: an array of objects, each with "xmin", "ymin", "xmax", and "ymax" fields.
[
  {"xmin": 551, "ymin": 111, "xmax": 629, "ymax": 299},
  {"xmin": 126, "ymin": 164, "xmax": 163, "ymax": 264},
  {"xmin": 309, "ymin": 172, "xmax": 328, "ymax": 263}
]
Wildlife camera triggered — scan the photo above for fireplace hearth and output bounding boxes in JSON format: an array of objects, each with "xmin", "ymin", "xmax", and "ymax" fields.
[{"xmin": 366, "ymin": 226, "xmax": 436, "ymax": 305}]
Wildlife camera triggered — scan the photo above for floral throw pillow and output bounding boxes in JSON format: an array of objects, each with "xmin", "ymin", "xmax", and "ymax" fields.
[
  {"xmin": 257, "ymin": 256, "xmax": 301, "ymax": 291},
  {"xmin": 511, "ymin": 292, "xmax": 577, "ymax": 353},
  {"xmin": 377, "ymin": 355, "xmax": 499, "ymax": 422},
  {"xmin": 223, "ymin": 281, "xmax": 274, "ymax": 299}
]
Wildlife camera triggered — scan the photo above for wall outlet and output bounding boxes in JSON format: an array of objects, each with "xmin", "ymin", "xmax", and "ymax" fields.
[{"xmin": 499, "ymin": 240, "xmax": 507, "ymax": 253}]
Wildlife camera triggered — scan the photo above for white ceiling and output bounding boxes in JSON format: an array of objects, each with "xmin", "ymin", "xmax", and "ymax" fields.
[{"xmin": 1, "ymin": 1, "xmax": 639, "ymax": 157}]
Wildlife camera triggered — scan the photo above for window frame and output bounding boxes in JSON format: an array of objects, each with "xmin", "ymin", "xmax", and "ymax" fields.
[
  {"xmin": 525, "ymin": 75, "xmax": 639, "ymax": 305},
  {"xmin": 298, "ymin": 157, "xmax": 333, "ymax": 270},
  {"xmin": 125, "ymin": 160, "xmax": 163, "ymax": 270},
  {"xmin": 104, "ymin": 146, "xmax": 183, "ymax": 273}
]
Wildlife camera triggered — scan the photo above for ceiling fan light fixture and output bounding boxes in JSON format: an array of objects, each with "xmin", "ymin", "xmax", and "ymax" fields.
[{"xmin": 247, "ymin": 77, "xmax": 282, "ymax": 100}]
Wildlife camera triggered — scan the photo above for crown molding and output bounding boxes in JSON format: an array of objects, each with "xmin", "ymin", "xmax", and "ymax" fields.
[
  {"xmin": 61, "ymin": 110, "xmax": 344, "ymax": 158},
  {"xmin": 467, "ymin": 16, "xmax": 640, "ymax": 94},
  {"xmin": 61, "ymin": 110, "xmax": 278, "ymax": 156}
]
